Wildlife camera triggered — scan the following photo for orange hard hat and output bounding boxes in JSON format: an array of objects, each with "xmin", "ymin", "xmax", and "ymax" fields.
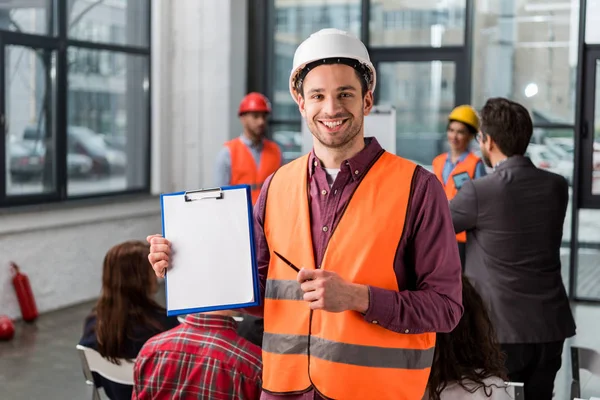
[{"xmin": 238, "ymin": 92, "xmax": 271, "ymax": 115}]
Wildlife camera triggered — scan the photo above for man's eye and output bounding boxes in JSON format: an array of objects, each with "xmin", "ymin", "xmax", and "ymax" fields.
[
  {"xmin": 340, "ymin": 93, "xmax": 352, "ymax": 98},
  {"xmin": 312, "ymin": 94, "xmax": 323, "ymax": 100}
]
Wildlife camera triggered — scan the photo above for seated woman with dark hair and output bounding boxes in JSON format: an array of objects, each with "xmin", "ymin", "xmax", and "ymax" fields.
[
  {"xmin": 424, "ymin": 276, "xmax": 513, "ymax": 400},
  {"xmin": 79, "ymin": 240, "xmax": 179, "ymax": 400}
]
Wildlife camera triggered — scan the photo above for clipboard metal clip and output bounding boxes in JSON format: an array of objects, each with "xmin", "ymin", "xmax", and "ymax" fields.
[{"xmin": 184, "ymin": 187, "xmax": 223, "ymax": 202}]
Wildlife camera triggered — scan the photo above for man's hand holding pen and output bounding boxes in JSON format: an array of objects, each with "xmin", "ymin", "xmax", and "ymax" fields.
[{"xmin": 297, "ymin": 268, "xmax": 370, "ymax": 314}]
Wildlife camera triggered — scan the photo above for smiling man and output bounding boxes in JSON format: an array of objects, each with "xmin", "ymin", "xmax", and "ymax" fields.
[{"xmin": 147, "ymin": 28, "xmax": 463, "ymax": 400}]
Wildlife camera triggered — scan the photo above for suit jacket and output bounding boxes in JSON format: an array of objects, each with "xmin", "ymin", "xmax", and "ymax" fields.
[{"xmin": 449, "ymin": 155, "xmax": 576, "ymax": 343}]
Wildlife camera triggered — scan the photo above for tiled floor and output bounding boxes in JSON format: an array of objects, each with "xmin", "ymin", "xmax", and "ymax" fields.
[{"xmin": 1, "ymin": 287, "xmax": 600, "ymax": 399}]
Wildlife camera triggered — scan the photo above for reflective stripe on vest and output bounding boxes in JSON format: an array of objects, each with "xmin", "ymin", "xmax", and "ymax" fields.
[
  {"xmin": 262, "ymin": 332, "xmax": 434, "ymax": 370},
  {"xmin": 225, "ymin": 137, "xmax": 281, "ymax": 205},
  {"xmin": 432, "ymin": 152, "xmax": 481, "ymax": 243},
  {"xmin": 262, "ymin": 151, "xmax": 435, "ymax": 400}
]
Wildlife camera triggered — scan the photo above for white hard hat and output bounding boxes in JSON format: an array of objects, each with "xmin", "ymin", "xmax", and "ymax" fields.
[{"xmin": 289, "ymin": 28, "xmax": 376, "ymax": 104}]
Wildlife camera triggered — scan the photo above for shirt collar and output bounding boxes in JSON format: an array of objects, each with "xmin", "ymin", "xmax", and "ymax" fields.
[
  {"xmin": 493, "ymin": 155, "xmax": 533, "ymax": 171},
  {"xmin": 183, "ymin": 314, "xmax": 238, "ymax": 331},
  {"xmin": 446, "ymin": 151, "xmax": 470, "ymax": 164},
  {"xmin": 308, "ymin": 137, "xmax": 383, "ymax": 181},
  {"xmin": 239, "ymin": 134, "xmax": 263, "ymax": 150}
]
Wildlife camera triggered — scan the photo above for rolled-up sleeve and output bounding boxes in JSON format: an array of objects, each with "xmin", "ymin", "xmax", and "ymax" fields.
[{"xmin": 363, "ymin": 168, "xmax": 463, "ymax": 333}]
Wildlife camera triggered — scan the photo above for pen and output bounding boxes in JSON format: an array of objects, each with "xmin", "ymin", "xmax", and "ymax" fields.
[{"xmin": 273, "ymin": 251, "xmax": 300, "ymax": 273}]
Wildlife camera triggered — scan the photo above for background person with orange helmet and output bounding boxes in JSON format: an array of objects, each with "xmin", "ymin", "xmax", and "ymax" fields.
[
  {"xmin": 432, "ymin": 105, "xmax": 486, "ymax": 268},
  {"xmin": 213, "ymin": 92, "xmax": 283, "ymax": 204}
]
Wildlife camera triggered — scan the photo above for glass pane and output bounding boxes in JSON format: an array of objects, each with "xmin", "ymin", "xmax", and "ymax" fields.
[
  {"xmin": 593, "ymin": 60, "xmax": 600, "ymax": 195},
  {"xmin": 271, "ymin": 122, "xmax": 302, "ymax": 165},
  {"xmin": 0, "ymin": 0, "xmax": 54, "ymax": 36},
  {"xmin": 576, "ymin": 209, "xmax": 600, "ymax": 299},
  {"xmin": 587, "ymin": 0, "xmax": 600, "ymax": 44},
  {"xmin": 67, "ymin": 49, "xmax": 149, "ymax": 196},
  {"xmin": 273, "ymin": 0, "xmax": 361, "ymax": 120},
  {"xmin": 6, "ymin": 46, "xmax": 56, "ymax": 196},
  {"xmin": 377, "ymin": 61, "xmax": 455, "ymax": 169},
  {"xmin": 472, "ymin": 0, "xmax": 579, "ymax": 124},
  {"xmin": 68, "ymin": 0, "xmax": 149, "ymax": 47},
  {"xmin": 370, "ymin": 0, "xmax": 466, "ymax": 47}
]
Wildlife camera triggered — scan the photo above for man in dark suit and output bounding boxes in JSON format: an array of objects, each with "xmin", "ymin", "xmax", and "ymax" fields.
[{"xmin": 449, "ymin": 97, "xmax": 576, "ymax": 400}]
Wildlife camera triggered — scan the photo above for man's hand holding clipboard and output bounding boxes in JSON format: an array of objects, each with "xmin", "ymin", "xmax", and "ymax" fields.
[{"xmin": 147, "ymin": 234, "xmax": 171, "ymax": 279}]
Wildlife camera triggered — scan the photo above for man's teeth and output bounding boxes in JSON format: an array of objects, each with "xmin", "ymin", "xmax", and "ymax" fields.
[{"xmin": 323, "ymin": 120, "xmax": 343, "ymax": 128}]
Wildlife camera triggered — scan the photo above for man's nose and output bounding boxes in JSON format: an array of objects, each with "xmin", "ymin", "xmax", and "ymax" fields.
[{"xmin": 322, "ymin": 96, "xmax": 343, "ymax": 116}]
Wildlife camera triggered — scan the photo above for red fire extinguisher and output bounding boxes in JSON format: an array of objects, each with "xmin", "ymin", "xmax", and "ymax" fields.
[{"xmin": 10, "ymin": 262, "xmax": 38, "ymax": 322}]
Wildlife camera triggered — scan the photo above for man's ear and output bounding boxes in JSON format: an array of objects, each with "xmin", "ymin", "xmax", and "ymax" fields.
[
  {"xmin": 297, "ymin": 92, "xmax": 307, "ymax": 117},
  {"xmin": 363, "ymin": 91, "xmax": 374, "ymax": 116},
  {"xmin": 484, "ymin": 134, "xmax": 494, "ymax": 152}
]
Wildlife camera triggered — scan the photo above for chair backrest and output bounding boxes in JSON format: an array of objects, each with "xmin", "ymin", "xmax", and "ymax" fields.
[
  {"xmin": 504, "ymin": 381, "xmax": 525, "ymax": 399},
  {"xmin": 571, "ymin": 346, "xmax": 600, "ymax": 399},
  {"xmin": 76, "ymin": 344, "xmax": 135, "ymax": 385}
]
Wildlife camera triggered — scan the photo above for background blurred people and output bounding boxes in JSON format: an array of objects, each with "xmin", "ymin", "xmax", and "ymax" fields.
[
  {"xmin": 432, "ymin": 105, "xmax": 486, "ymax": 268},
  {"xmin": 131, "ymin": 310, "xmax": 262, "ymax": 400},
  {"xmin": 449, "ymin": 97, "xmax": 576, "ymax": 400},
  {"xmin": 424, "ymin": 275, "xmax": 511, "ymax": 400},
  {"xmin": 79, "ymin": 240, "xmax": 179, "ymax": 400},
  {"xmin": 213, "ymin": 92, "xmax": 283, "ymax": 205}
]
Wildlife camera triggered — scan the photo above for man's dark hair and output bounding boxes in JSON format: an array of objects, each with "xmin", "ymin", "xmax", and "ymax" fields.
[
  {"xmin": 479, "ymin": 97, "xmax": 533, "ymax": 157},
  {"xmin": 295, "ymin": 57, "xmax": 370, "ymax": 98}
]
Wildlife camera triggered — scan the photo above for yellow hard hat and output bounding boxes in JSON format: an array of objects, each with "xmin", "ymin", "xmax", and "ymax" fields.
[{"xmin": 448, "ymin": 105, "xmax": 480, "ymax": 132}]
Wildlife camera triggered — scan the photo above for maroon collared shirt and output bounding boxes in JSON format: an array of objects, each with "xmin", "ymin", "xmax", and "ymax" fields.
[{"xmin": 252, "ymin": 137, "xmax": 463, "ymax": 400}]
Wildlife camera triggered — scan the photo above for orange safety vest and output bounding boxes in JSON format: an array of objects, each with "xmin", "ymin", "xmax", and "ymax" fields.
[
  {"xmin": 224, "ymin": 137, "xmax": 281, "ymax": 204},
  {"xmin": 262, "ymin": 152, "xmax": 436, "ymax": 400},
  {"xmin": 432, "ymin": 152, "xmax": 481, "ymax": 243}
]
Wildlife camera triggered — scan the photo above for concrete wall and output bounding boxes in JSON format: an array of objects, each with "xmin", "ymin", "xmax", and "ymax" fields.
[{"xmin": 0, "ymin": 0, "xmax": 247, "ymax": 319}]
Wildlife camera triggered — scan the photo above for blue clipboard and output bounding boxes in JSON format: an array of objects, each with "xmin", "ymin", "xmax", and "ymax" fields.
[{"xmin": 159, "ymin": 184, "xmax": 260, "ymax": 316}]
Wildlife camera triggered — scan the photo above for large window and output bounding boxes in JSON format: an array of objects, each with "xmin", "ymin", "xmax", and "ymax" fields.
[
  {"xmin": 369, "ymin": 0, "xmax": 467, "ymax": 47},
  {"xmin": 0, "ymin": 0, "xmax": 150, "ymax": 207},
  {"xmin": 249, "ymin": 0, "xmax": 600, "ymax": 303},
  {"xmin": 472, "ymin": 1, "xmax": 579, "ymax": 124}
]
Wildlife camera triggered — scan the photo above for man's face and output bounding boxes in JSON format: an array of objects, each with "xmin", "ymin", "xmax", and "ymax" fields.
[
  {"xmin": 477, "ymin": 131, "xmax": 492, "ymax": 167},
  {"xmin": 240, "ymin": 112, "xmax": 268, "ymax": 140},
  {"xmin": 298, "ymin": 64, "xmax": 373, "ymax": 150},
  {"xmin": 447, "ymin": 121, "xmax": 472, "ymax": 153}
]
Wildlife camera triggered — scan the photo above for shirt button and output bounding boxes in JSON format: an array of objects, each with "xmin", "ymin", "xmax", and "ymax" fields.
[
  {"xmin": 334, "ymin": 190, "xmax": 338, "ymax": 195},
  {"xmin": 354, "ymin": 170, "xmax": 359, "ymax": 175},
  {"xmin": 322, "ymin": 226, "xmax": 328, "ymax": 232},
  {"xmin": 372, "ymin": 320, "xmax": 378, "ymax": 324},
  {"xmin": 314, "ymin": 161, "xmax": 318, "ymax": 167},
  {"xmin": 321, "ymin": 189, "xmax": 327, "ymax": 195},
  {"xmin": 404, "ymin": 329, "xmax": 409, "ymax": 333}
]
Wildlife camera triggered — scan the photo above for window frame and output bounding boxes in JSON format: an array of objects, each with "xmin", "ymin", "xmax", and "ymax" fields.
[{"xmin": 0, "ymin": 0, "xmax": 151, "ymax": 208}]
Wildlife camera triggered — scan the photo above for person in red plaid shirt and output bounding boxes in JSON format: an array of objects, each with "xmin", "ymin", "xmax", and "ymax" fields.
[{"xmin": 131, "ymin": 311, "xmax": 262, "ymax": 400}]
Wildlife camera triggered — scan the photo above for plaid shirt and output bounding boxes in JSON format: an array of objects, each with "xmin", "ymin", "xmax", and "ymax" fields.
[{"xmin": 132, "ymin": 314, "xmax": 262, "ymax": 400}]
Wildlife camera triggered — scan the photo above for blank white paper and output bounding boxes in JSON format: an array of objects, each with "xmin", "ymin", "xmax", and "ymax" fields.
[{"xmin": 161, "ymin": 187, "xmax": 255, "ymax": 313}]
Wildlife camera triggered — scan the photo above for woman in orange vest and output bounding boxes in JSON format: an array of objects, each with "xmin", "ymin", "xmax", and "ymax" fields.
[
  {"xmin": 214, "ymin": 92, "xmax": 282, "ymax": 205},
  {"xmin": 432, "ymin": 105, "xmax": 486, "ymax": 269}
]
